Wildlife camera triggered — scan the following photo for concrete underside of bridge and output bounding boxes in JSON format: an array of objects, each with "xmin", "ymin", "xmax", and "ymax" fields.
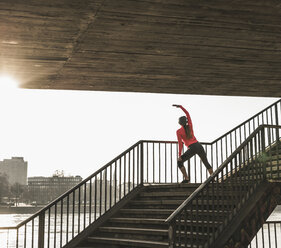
[{"xmin": 0, "ymin": 0, "xmax": 281, "ymax": 97}]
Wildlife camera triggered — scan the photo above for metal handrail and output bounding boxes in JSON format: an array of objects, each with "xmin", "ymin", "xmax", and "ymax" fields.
[
  {"xmin": 166, "ymin": 124, "xmax": 276, "ymax": 223},
  {"xmin": 166, "ymin": 125, "xmax": 281, "ymax": 247},
  {"xmin": 14, "ymin": 140, "xmax": 142, "ymax": 229},
  {"xmin": 211, "ymin": 99, "xmax": 280, "ymax": 144},
  {"xmin": 249, "ymin": 220, "xmax": 281, "ymax": 247}
]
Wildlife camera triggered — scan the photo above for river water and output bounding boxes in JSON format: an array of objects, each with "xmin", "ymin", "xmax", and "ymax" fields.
[{"xmin": 1, "ymin": 206, "xmax": 281, "ymax": 248}]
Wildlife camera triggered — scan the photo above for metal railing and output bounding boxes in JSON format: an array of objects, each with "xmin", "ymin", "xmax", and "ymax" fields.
[
  {"xmin": 142, "ymin": 99, "xmax": 280, "ymax": 184},
  {"xmin": 0, "ymin": 141, "xmax": 144, "ymax": 248},
  {"xmin": 249, "ymin": 220, "xmax": 281, "ymax": 248},
  {"xmin": 166, "ymin": 125, "xmax": 281, "ymax": 248},
  {"xmin": 0, "ymin": 99, "xmax": 279, "ymax": 248}
]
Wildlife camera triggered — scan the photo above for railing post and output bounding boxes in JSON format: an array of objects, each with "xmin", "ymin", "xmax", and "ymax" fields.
[
  {"xmin": 275, "ymin": 104, "xmax": 280, "ymax": 140},
  {"xmin": 261, "ymin": 127, "xmax": 267, "ymax": 180},
  {"xmin": 140, "ymin": 142, "xmax": 144, "ymax": 185},
  {"xmin": 38, "ymin": 212, "xmax": 45, "ymax": 248},
  {"xmin": 168, "ymin": 221, "xmax": 176, "ymax": 248}
]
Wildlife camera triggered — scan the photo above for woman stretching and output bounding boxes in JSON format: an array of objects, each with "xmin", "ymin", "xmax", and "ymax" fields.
[{"xmin": 173, "ymin": 104, "xmax": 213, "ymax": 183}]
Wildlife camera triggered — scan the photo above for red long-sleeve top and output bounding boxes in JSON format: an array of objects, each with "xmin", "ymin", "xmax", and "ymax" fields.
[{"xmin": 176, "ymin": 106, "xmax": 198, "ymax": 157}]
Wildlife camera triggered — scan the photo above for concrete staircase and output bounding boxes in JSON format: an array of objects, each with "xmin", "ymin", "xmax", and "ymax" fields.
[
  {"xmin": 76, "ymin": 183, "xmax": 250, "ymax": 248},
  {"xmin": 78, "ymin": 184, "xmax": 199, "ymax": 248}
]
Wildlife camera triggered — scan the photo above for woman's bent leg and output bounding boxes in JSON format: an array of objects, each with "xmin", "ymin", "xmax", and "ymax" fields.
[
  {"xmin": 195, "ymin": 143, "xmax": 213, "ymax": 175},
  {"xmin": 177, "ymin": 147, "xmax": 196, "ymax": 182}
]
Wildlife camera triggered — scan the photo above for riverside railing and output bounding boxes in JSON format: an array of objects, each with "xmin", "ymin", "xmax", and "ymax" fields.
[
  {"xmin": 0, "ymin": 99, "xmax": 279, "ymax": 248},
  {"xmin": 166, "ymin": 125, "xmax": 281, "ymax": 248},
  {"xmin": 0, "ymin": 141, "xmax": 144, "ymax": 248}
]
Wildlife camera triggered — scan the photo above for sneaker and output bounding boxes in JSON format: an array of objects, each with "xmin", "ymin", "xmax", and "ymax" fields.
[{"xmin": 181, "ymin": 179, "xmax": 190, "ymax": 184}]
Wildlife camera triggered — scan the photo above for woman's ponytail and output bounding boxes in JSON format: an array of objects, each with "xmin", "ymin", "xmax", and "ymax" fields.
[{"xmin": 183, "ymin": 124, "xmax": 192, "ymax": 139}]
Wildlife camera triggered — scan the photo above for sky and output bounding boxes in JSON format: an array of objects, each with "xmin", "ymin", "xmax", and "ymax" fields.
[{"xmin": 0, "ymin": 76, "xmax": 279, "ymax": 179}]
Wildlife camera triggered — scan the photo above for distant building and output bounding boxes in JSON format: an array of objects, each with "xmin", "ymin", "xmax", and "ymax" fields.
[
  {"xmin": 0, "ymin": 157, "xmax": 28, "ymax": 185},
  {"xmin": 28, "ymin": 175, "xmax": 82, "ymax": 204}
]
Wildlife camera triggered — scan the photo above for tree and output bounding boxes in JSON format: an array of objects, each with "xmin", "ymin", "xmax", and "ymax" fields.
[
  {"xmin": 10, "ymin": 183, "xmax": 25, "ymax": 206},
  {"xmin": 0, "ymin": 173, "xmax": 10, "ymax": 202}
]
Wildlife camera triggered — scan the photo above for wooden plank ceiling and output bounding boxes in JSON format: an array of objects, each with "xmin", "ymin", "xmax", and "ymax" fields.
[{"xmin": 0, "ymin": 0, "xmax": 281, "ymax": 97}]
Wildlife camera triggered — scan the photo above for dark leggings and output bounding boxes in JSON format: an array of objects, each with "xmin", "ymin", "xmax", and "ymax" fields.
[{"xmin": 178, "ymin": 142, "xmax": 212, "ymax": 170}]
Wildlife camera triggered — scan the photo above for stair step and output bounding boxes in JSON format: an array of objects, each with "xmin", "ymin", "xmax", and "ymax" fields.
[
  {"xmin": 266, "ymin": 165, "xmax": 281, "ymax": 171},
  {"xmin": 140, "ymin": 191, "xmax": 193, "ymax": 197},
  {"xmin": 118, "ymin": 208, "xmax": 230, "ymax": 220},
  {"xmin": 109, "ymin": 217, "xmax": 222, "ymax": 226},
  {"xmin": 120, "ymin": 208, "xmax": 174, "ymax": 214},
  {"xmin": 130, "ymin": 199, "xmax": 236, "ymax": 206},
  {"xmin": 109, "ymin": 217, "xmax": 167, "ymax": 225},
  {"xmin": 98, "ymin": 226, "xmax": 167, "ymax": 235},
  {"xmin": 87, "ymin": 236, "xmax": 168, "ymax": 248},
  {"xmin": 143, "ymin": 183, "xmax": 200, "ymax": 189}
]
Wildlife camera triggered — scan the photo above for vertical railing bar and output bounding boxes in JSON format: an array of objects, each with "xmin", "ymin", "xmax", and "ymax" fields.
[
  {"xmin": 104, "ymin": 168, "xmax": 107, "ymax": 213},
  {"xmin": 72, "ymin": 191, "xmax": 75, "ymax": 239},
  {"xmin": 239, "ymin": 127, "xmax": 242, "ymax": 148},
  {"xmin": 128, "ymin": 151, "xmax": 131, "ymax": 193},
  {"xmin": 190, "ymin": 201, "xmax": 193, "ymax": 248},
  {"xmin": 32, "ymin": 219, "xmax": 34, "ymax": 248},
  {"xmin": 235, "ymin": 129, "xmax": 237, "ymax": 150},
  {"xmin": 24, "ymin": 224, "xmax": 27, "ymax": 248},
  {"xmin": 211, "ymin": 144, "xmax": 213, "ymax": 176},
  {"xmin": 176, "ymin": 144, "xmax": 179, "ymax": 183},
  {"xmin": 119, "ymin": 159, "xmax": 121, "ymax": 201},
  {"xmin": 195, "ymin": 194, "xmax": 199, "ymax": 246},
  {"xmin": 270, "ymin": 107, "xmax": 274, "ymax": 138},
  {"xmin": 184, "ymin": 208, "xmax": 187, "ymax": 247},
  {"xmin": 268, "ymin": 223, "xmax": 271, "ymax": 248},
  {"xmin": 159, "ymin": 143, "xmax": 161, "ymax": 183},
  {"xmin": 146, "ymin": 142, "xmax": 149, "ymax": 183},
  {"xmin": 153, "ymin": 143, "xmax": 155, "ymax": 183},
  {"xmin": 140, "ymin": 142, "xmax": 144, "ymax": 185},
  {"xmin": 60, "ymin": 200, "xmax": 63, "ymax": 248},
  {"xmin": 249, "ymin": 120, "xmax": 251, "ymax": 142},
  {"xmin": 230, "ymin": 159, "xmax": 234, "ymax": 216},
  {"xmin": 89, "ymin": 179, "xmax": 92, "ymax": 224},
  {"xmin": 261, "ymin": 224, "xmax": 265, "ymax": 248},
  {"xmin": 94, "ymin": 176, "xmax": 97, "ymax": 220},
  {"xmin": 216, "ymin": 174, "xmax": 219, "ymax": 228},
  {"xmin": 200, "ymin": 157, "xmax": 203, "ymax": 183},
  {"xmin": 214, "ymin": 142, "xmax": 217, "ymax": 172},
  {"xmin": 194, "ymin": 155, "xmax": 197, "ymax": 184},
  {"xmin": 238, "ymin": 152, "xmax": 242, "ymax": 206},
  {"xmin": 100, "ymin": 171, "xmax": 103, "ymax": 216},
  {"xmin": 171, "ymin": 143, "xmax": 173, "ymax": 183},
  {"xmin": 165, "ymin": 143, "xmax": 167, "ymax": 183},
  {"xmin": 220, "ymin": 138, "xmax": 224, "ymax": 164},
  {"xmin": 225, "ymin": 134, "xmax": 228, "ymax": 162},
  {"xmin": 212, "ymin": 176, "xmax": 215, "ymax": 239},
  {"xmin": 66, "ymin": 195, "xmax": 69, "ymax": 243},
  {"xmin": 78, "ymin": 186, "xmax": 81, "ymax": 233},
  {"xmin": 133, "ymin": 148, "xmax": 135, "ymax": 188},
  {"xmin": 48, "ymin": 207, "xmax": 51, "ymax": 248},
  {"xmin": 206, "ymin": 183, "xmax": 210, "ymax": 247},
  {"xmin": 124, "ymin": 154, "xmax": 126, "ymax": 196},
  {"xmin": 137, "ymin": 144, "xmax": 140, "ymax": 185},
  {"xmin": 255, "ymin": 224, "xmax": 258, "ymax": 248},
  {"xmin": 16, "ymin": 228, "xmax": 19, "ymax": 248},
  {"xmin": 274, "ymin": 222, "xmax": 277, "ymax": 248},
  {"xmin": 274, "ymin": 103, "xmax": 280, "ymax": 141},
  {"xmin": 83, "ymin": 182, "xmax": 87, "ymax": 229},
  {"xmin": 54, "ymin": 204, "xmax": 56, "ymax": 248}
]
